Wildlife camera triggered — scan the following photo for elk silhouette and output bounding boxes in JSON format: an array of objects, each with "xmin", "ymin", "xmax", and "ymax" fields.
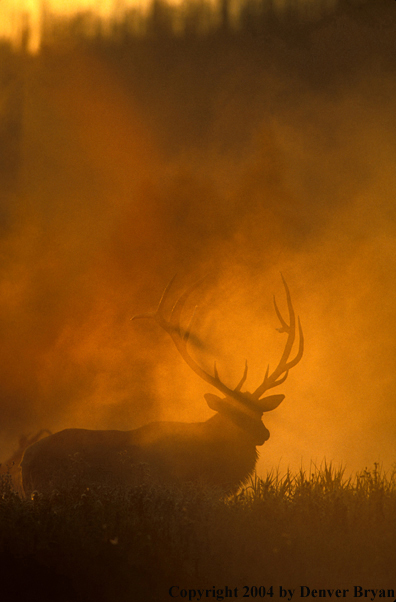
[{"xmin": 21, "ymin": 275, "xmax": 303, "ymax": 496}]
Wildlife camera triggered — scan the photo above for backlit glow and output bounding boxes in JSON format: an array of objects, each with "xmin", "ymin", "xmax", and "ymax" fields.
[{"xmin": 0, "ymin": 0, "xmax": 229, "ymax": 51}]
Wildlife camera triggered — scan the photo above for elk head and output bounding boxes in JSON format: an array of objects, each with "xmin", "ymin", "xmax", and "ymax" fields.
[{"xmin": 133, "ymin": 273, "xmax": 304, "ymax": 451}]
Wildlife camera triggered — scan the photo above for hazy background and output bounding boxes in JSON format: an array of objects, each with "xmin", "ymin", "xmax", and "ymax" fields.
[{"xmin": 0, "ymin": 0, "xmax": 395, "ymax": 476}]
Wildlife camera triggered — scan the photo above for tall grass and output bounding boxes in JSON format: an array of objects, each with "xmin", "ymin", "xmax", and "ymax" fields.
[{"xmin": 1, "ymin": 463, "xmax": 395, "ymax": 602}]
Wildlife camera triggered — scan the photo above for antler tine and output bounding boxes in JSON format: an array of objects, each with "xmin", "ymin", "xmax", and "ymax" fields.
[
  {"xmin": 214, "ymin": 361, "xmax": 219, "ymax": 380},
  {"xmin": 132, "ymin": 276, "xmax": 205, "ymax": 341},
  {"xmin": 131, "ymin": 275, "xmax": 177, "ymax": 324},
  {"xmin": 273, "ymin": 274, "xmax": 296, "ymax": 372},
  {"xmin": 273, "ymin": 295, "xmax": 288, "ymax": 331},
  {"xmin": 252, "ymin": 275, "xmax": 303, "ymax": 401},
  {"xmin": 286, "ymin": 317, "xmax": 304, "ymax": 370},
  {"xmin": 157, "ymin": 274, "xmax": 178, "ymax": 317},
  {"xmin": 234, "ymin": 360, "xmax": 248, "ymax": 392},
  {"xmin": 169, "ymin": 276, "xmax": 208, "ymax": 334},
  {"xmin": 183, "ymin": 305, "xmax": 198, "ymax": 342}
]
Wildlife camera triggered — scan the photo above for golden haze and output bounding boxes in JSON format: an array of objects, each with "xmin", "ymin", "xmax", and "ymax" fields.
[{"xmin": 0, "ymin": 5, "xmax": 395, "ymax": 477}]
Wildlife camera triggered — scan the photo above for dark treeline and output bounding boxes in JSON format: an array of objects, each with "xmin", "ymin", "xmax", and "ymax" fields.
[
  {"xmin": 36, "ymin": 0, "xmax": 393, "ymax": 45},
  {"xmin": 25, "ymin": 0, "xmax": 396, "ymax": 160},
  {"xmin": 1, "ymin": 0, "xmax": 394, "ymax": 186}
]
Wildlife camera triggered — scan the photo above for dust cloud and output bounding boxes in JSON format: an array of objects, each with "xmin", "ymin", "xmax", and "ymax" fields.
[{"xmin": 0, "ymin": 0, "xmax": 395, "ymax": 476}]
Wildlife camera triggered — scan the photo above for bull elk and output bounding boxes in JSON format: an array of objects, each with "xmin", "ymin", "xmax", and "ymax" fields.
[{"xmin": 21, "ymin": 275, "xmax": 303, "ymax": 496}]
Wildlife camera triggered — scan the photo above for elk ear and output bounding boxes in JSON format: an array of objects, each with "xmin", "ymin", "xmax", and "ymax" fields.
[
  {"xmin": 204, "ymin": 393, "xmax": 224, "ymax": 412},
  {"xmin": 260, "ymin": 394, "xmax": 285, "ymax": 412}
]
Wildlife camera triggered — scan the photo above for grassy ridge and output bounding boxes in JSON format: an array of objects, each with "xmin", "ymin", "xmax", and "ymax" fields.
[{"xmin": 1, "ymin": 464, "xmax": 395, "ymax": 602}]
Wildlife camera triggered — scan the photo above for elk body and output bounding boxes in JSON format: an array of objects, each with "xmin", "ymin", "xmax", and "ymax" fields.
[{"xmin": 21, "ymin": 276, "xmax": 303, "ymax": 496}]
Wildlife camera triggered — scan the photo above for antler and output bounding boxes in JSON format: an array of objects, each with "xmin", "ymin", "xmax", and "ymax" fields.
[
  {"xmin": 132, "ymin": 274, "xmax": 303, "ymax": 413},
  {"xmin": 132, "ymin": 276, "xmax": 255, "ymax": 408},
  {"xmin": 250, "ymin": 273, "xmax": 304, "ymax": 403}
]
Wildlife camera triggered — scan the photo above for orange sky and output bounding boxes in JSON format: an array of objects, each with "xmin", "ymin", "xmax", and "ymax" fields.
[{"xmin": 0, "ymin": 0, "xmax": 394, "ymax": 479}]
